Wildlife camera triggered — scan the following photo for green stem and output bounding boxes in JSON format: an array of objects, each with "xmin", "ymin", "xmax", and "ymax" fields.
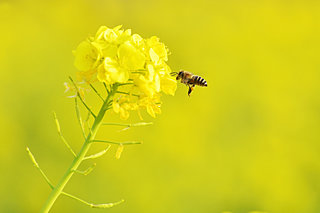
[
  {"xmin": 116, "ymin": 91, "xmax": 140, "ymax": 97},
  {"xmin": 40, "ymin": 84, "xmax": 118, "ymax": 213},
  {"xmin": 89, "ymin": 84, "xmax": 104, "ymax": 102},
  {"xmin": 90, "ymin": 140, "xmax": 142, "ymax": 145}
]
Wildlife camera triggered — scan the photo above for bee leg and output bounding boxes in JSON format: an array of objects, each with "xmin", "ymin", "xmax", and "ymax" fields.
[{"xmin": 188, "ymin": 85, "xmax": 195, "ymax": 96}]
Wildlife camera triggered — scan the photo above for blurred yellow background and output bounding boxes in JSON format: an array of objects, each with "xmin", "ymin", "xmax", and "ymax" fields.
[{"xmin": 1, "ymin": 0, "xmax": 320, "ymax": 212}]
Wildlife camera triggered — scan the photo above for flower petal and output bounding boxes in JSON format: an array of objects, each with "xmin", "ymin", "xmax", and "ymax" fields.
[
  {"xmin": 161, "ymin": 76, "xmax": 177, "ymax": 96},
  {"xmin": 74, "ymin": 41, "xmax": 100, "ymax": 71},
  {"xmin": 118, "ymin": 41, "xmax": 146, "ymax": 70}
]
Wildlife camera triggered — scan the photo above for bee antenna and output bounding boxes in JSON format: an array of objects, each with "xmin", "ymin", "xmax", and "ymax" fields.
[{"xmin": 170, "ymin": 72, "xmax": 178, "ymax": 76}]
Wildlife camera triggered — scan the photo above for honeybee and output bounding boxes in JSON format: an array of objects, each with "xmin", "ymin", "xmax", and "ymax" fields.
[{"xmin": 171, "ymin": 70, "xmax": 207, "ymax": 96}]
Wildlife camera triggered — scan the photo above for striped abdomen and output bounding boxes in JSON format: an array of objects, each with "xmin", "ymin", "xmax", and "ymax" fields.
[{"xmin": 191, "ymin": 75, "xmax": 207, "ymax": 87}]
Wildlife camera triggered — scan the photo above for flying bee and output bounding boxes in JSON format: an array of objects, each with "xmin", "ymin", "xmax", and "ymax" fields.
[{"xmin": 171, "ymin": 70, "xmax": 207, "ymax": 96}]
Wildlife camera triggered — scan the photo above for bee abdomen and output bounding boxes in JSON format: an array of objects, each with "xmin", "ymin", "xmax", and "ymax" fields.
[{"xmin": 193, "ymin": 75, "xmax": 207, "ymax": 87}]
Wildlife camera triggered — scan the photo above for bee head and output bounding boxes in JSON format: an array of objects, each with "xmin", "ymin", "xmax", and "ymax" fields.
[{"xmin": 176, "ymin": 70, "xmax": 184, "ymax": 80}]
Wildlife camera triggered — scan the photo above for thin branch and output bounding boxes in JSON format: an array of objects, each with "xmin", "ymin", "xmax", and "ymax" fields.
[
  {"xmin": 75, "ymin": 98, "xmax": 86, "ymax": 139},
  {"xmin": 26, "ymin": 147, "xmax": 54, "ymax": 189},
  {"xmin": 85, "ymin": 110, "xmax": 91, "ymax": 122},
  {"xmin": 131, "ymin": 71, "xmax": 146, "ymax": 74},
  {"xmin": 83, "ymin": 145, "xmax": 111, "ymax": 160},
  {"xmin": 40, "ymin": 83, "xmax": 119, "ymax": 212},
  {"xmin": 107, "ymin": 101, "xmax": 113, "ymax": 108},
  {"xmin": 103, "ymin": 82, "xmax": 109, "ymax": 94},
  {"xmin": 53, "ymin": 112, "xmax": 76, "ymax": 157},
  {"xmin": 90, "ymin": 140, "xmax": 142, "ymax": 145},
  {"xmin": 69, "ymin": 76, "xmax": 96, "ymax": 118},
  {"xmin": 116, "ymin": 91, "xmax": 140, "ymax": 97},
  {"xmin": 61, "ymin": 192, "xmax": 124, "ymax": 209},
  {"xmin": 103, "ymin": 102, "xmax": 113, "ymax": 112},
  {"xmin": 104, "ymin": 107, "xmax": 112, "ymax": 111},
  {"xmin": 84, "ymin": 110, "xmax": 91, "ymax": 133},
  {"xmin": 89, "ymin": 84, "xmax": 104, "ymax": 102},
  {"xmin": 102, "ymin": 122, "xmax": 153, "ymax": 131},
  {"xmin": 134, "ymin": 69, "xmax": 147, "ymax": 71},
  {"xmin": 117, "ymin": 82, "xmax": 134, "ymax": 86},
  {"xmin": 88, "ymin": 127, "xmax": 93, "ymax": 136},
  {"xmin": 102, "ymin": 122, "xmax": 153, "ymax": 127},
  {"xmin": 27, "ymin": 147, "xmax": 122, "ymax": 208},
  {"xmin": 72, "ymin": 163, "xmax": 96, "ymax": 175},
  {"xmin": 102, "ymin": 100, "xmax": 113, "ymax": 111}
]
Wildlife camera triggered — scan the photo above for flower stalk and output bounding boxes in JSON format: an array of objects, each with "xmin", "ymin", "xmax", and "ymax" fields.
[{"xmin": 40, "ymin": 84, "xmax": 118, "ymax": 213}]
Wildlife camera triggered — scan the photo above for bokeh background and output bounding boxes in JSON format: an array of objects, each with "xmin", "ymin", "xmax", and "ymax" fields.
[{"xmin": 1, "ymin": 0, "xmax": 320, "ymax": 212}]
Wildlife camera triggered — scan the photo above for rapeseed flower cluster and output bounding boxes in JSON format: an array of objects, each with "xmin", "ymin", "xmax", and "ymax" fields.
[{"xmin": 73, "ymin": 25, "xmax": 177, "ymax": 119}]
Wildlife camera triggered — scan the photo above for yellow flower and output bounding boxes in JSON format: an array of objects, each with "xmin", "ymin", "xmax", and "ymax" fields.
[
  {"xmin": 95, "ymin": 25, "xmax": 122, "ymax": 43},
  {"xmin": 113, "ymin": 96, "xmax": 138, "ymax": 120},
  {"xmin": 160, "ymin": 75, "xmax": 177, "ymax": 95},
  {"xmin": 135, "ymin": 75, "xmax": 157, "ymax": 97},
  {"xmin": 149, "ymin": 48, "xmax": 160, "ymax": 64},
  {"xmin": 113, "ymin": 101, "xmax": 130, "ymax": 120},
  {"xmin": 97, "ymin": 57, "xmax": 129, "ymax": 84},
  {"xmin": 94, "ymin": 25, "xmax": 131, "ymax": 45},
  {"xmin": 116, "ymin": 29, "xmax": 132, "ymax": 44},
  {"xmin": 146, "ymin": 36, "xmax": 168, "ymax": 62},
  {"xmin": 136, "ymin": 63, "xmax": 176, "ymax": 96},
  {"xmin": 74, "ymin": 25, "xmax": 177, "ymax": 119},
  {"xmin": 118, "ymin": 41, "xmax": 146, "ymax": 70},
  {"xmin": 131, "ymin": 34, "xmax": 145, "ymax": 50},
  {"xmin": 92, "ymin": 26, "xmax": 132, "ymax": 59},
  {"xmin": 138, "ymin": 95, "xmax": 162, "ymax": 118},
  {"xmin": 73, "ymin": 40, "xmax": 101, "ymax": 71}
]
